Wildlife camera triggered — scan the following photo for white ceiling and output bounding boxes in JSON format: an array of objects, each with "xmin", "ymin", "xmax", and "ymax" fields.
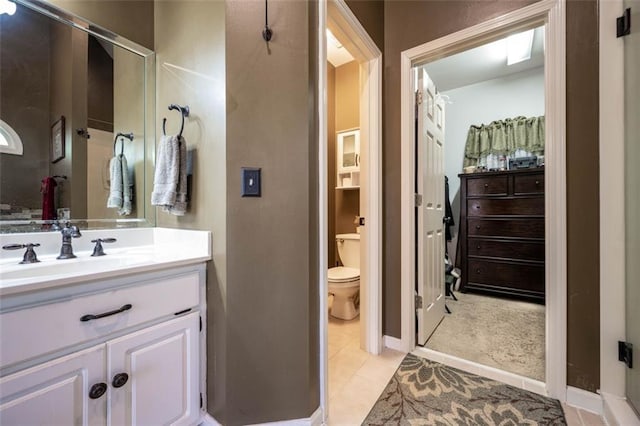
[
  {"xmin": 327, "ymin": 30, "xmax": 355, "ymax": 68},
  {"xmin": 424, "ymin": 26, "xmax": 545, "ymax": 92}
]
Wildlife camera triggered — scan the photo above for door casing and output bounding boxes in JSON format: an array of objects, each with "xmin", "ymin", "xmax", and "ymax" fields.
[{"xmin": 398, "ymin": 0, "xmax": 567, "ymax": 401}]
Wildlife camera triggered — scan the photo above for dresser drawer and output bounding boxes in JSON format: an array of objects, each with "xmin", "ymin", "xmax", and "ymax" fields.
[
  {"xmin": 0, "ymin": 272, "xmax": 200, "ymax": 369},
  {"xmin": 468, "ymin": 197, "xmax": 544, "ymax": 216},
  {"xmin": 468, "ymin": 218, "xmax": 544, "ymax": 238},
  {"xmin": 468, "ymin": 239, "xmax": 545, "ymax": 261},
  {"xmin": 514, "ymin": 173, "xmax": 544, "ymax": 195},
  {"xmin": 466, "ymin": 175, "xmax": 508, "ymax": 196},
  {"xmin": 467, "ymin": 259, "xmax": 544, "ymax": 293}
]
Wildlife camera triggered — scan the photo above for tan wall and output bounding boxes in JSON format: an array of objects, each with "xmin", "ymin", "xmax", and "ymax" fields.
[
  {"xmin": 379, "ymin": 0, "xmax": 600, "ymax": 392},
  {"xmin": 50, "ymin": 0, "xmax": 154, "ymax": 49},
  {"xmin": 334, "ymin": 61, "xmax": 360, "ymax": 256},
  {"xmin": 153, "ymin": 0, "xmax": 227, "ymax": 418},
  {"xmin": 328, "ymin": 63, "xmax": 336, "ymax": 267},
  {"xmin": 224, "ymin": 0, "xmax": 319, "ymax": 422}
]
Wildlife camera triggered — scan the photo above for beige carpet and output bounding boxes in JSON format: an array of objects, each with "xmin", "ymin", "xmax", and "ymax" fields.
[{"xmin": 425, "ymin": 292, "xmax": 545, "ymax": 381}]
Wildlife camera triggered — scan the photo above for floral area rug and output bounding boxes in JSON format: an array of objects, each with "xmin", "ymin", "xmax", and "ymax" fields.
[{"xmin": 362, "ymin": 354, "xmax": 566, "ymax": 425}]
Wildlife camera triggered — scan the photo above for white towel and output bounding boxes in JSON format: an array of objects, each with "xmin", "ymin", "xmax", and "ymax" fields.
[
  {"xmin": 151, "ymin": 135, "xmax": 188, "ymax": 215},
  {"xmin": 107, "ymin": 154, "xmax": 133, "ymax": 216}
]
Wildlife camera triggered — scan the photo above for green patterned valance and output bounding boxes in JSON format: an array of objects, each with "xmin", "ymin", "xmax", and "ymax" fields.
[{"xmin": 463, "ymin": 116, "xmax": 545, "ymax": 167}]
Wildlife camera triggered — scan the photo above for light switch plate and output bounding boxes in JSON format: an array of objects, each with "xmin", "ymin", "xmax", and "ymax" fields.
[{"xmin": 241, "ymin": 167, "xmax": 261, "ymax": 197}]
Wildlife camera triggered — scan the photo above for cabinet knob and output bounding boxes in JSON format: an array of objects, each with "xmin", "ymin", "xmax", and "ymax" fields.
[
  {"xmin": 484, "ymin": 183, "xmax": 489, "ymax": 188},
  {"xmin": 535, "ymin": 180, "xmax": 540, "ymax": 185},
  {"xmin": 476, "ymin": 269, "xmax": 481, "ymax": 274},
  {"xmin": 476, "ymin": 245, "xmax": 481, "ymax": 250},
  {"xmin": 112, "ymin": 373, "xmax": 129, "ymax": 388},
  {"xmin": 476, "ymin": 225, "xmax": 481, "ymax": 230},
  {"xmin": 89, "ymin": 383, "xmax": 107, "ymax": 399}
]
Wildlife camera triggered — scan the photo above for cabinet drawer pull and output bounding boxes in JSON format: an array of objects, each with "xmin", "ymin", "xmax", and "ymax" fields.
[
  {"xmin": 535, "ymin": 180, "xmax": 540, "ymax": 185},
  {"xmin": 484, "ymin": 183, "xmax": 489, "ymax": 188},
  {"xmin": 80, "ymin": 304, "xmax": 132, "ymax": 322},
  {"xmin": 112, "ymin": 373, "xmax": 129, "ymax": 388},
  {"xmin": 89, "ymin": 382, "xmax": 107, "ymax": 399},
  {"xmin": 475, "ymin": 225, "xmax": 481, "ymax": 230},
  {"xmin": 476, "ymin": 245, "xmax": 481, "ymax": 250},
  {"xmin": 476, "ymin": 269, "xmax": 481, "ymax": 274}
]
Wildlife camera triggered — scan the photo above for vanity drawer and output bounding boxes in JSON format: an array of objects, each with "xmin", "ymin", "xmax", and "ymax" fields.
[
  {"xmin": 466, "ymin": 176, "xmax": 508, "ymax": 196},
  {"xmin": 467, "ymin": 198, "xmax": 544, "ymax": 216},
  {"xmin": 514, "ymin": 173, "xmax": 544, "ymax": 194},
  {"xmin": 0, "ymin": 271, "xmax": 199, "ymax": 369}
]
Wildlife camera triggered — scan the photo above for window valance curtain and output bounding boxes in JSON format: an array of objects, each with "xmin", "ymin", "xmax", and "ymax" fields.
[{"xmin": 463, "ymin": 115, "xmax": 545, "ymax": 167}]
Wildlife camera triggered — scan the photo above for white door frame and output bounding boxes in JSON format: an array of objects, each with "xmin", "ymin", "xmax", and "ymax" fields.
[
  {"xmin": 318, "ymin": 0, "xmax": 383, "ymax": 422},
  {"xmin": 399, "ymin": 0, "xmax": 567, "ymax": 400}
]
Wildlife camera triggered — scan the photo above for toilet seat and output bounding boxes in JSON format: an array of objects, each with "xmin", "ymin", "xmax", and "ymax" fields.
[{"xmin": 328, "ymin": 267, "xmax": 359, "ymax": 283}]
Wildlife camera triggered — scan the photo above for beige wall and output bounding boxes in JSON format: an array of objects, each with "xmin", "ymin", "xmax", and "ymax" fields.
[
  {"xmin": 225, "ymin": 0, "xmax": 319, "ymax": 423},
  {"xmin": 153, "ymin": 0, "xmax": 227, "ymax": 418},
  {"xmin": 334, "ymin": 61, "xmax": 360, "ymax": 256},
  {"xmin": 328, "ymin": 63, "xmax": 336, "ymax": 267}
]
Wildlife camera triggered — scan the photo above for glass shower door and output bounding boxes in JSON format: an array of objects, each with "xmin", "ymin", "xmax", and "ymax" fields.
[{"xmin": 624, "ymin": 1, "xmax": 640, "ymax": 415}]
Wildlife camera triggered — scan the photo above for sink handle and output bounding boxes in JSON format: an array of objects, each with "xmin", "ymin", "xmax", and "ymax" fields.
[
  {"xmin": 90, "ymin": 238, "xmax": 117, "ymax": 257},
  {"xmin": 80, "ymin": 304, "xmax": 132, "ymax": 322},
  {"xmin": 2, "ymin": 243, "xmax": 41, "ymax": 264}
]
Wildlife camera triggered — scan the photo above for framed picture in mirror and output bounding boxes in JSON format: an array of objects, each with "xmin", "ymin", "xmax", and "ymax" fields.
[{"xmin": 51, "ymin": 116, "xmax": 65, "ymax": 163}]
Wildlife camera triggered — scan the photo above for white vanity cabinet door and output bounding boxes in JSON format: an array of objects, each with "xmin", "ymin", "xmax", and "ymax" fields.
[
  {"xmin": 0, "ymin": 344, "xmax": 107, "ymax": 426},
  {"xmin": 107, "ymin": 312, "xmax": 199, "ymax": 426}
]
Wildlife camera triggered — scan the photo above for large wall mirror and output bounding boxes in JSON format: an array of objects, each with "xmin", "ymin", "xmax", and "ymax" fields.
[{"xmin": 0, "ymin": 0, "xmax": 155, "ymax": 232}]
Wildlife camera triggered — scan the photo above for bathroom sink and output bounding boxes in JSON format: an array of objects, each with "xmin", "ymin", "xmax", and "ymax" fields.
[{"xmin": 0, "ymin": 253, "xmax": 148, "ymax": 281}]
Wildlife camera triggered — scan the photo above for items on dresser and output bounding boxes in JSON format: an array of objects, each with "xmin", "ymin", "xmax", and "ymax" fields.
[{"xmin": 458, "ymin": 168, "xmax": 545, "ymax": 303}]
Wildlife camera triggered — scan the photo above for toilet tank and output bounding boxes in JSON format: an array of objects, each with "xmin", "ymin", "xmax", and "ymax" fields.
[{"xmin": 336, "ymin": 233, "xmax": 360, "ymax": 268}]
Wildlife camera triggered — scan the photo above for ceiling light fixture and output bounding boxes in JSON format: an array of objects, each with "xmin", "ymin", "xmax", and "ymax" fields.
[
  {"xmin": 326, "ymin": 29, "xmax": 343, "ymax": 49},
  {"xmin": 0, "ymin": 0, "xmax": 16, "ymax": 15},
  {"xmin": 507, "ymin": 29, "xmax": 534, "ymax": 66}
]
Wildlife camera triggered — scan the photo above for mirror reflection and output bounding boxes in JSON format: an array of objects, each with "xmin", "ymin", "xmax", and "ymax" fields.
[{"xmin": 0, "ymin": 1, "xmax": 150, "ymax": 229}]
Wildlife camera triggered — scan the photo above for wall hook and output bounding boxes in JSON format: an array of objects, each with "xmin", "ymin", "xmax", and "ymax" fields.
[{"xmin": 262, "ymin": 0, "xmax": 273, "ymax": 42}]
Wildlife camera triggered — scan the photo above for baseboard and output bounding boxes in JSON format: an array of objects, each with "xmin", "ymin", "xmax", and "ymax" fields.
[
  {"xmin": 199, "ymin": 413, "xmax": 221, "ymax": 426},
  {"xmin": 412, "ymin": 347, "xmax": 547, "ymax": 397},
  {"xmin": 602, "ymin": 392, "xmax": 640, "ymax": 425},
  {"xmin": 244, "ymin": 407, "xmax": 323, "ymax": 426},
  {"xmin": 383, "ymin": 335, "xmax": 404, "ymax": 352},
  {"xmin": 566, "ymin": 386, "xmax": 603, "ymax": 415}
]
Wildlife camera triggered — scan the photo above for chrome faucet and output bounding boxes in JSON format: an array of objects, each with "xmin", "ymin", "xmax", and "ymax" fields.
[{"xmin": 57, "ymin": 222, "xmax": 82, "ymax": 259}]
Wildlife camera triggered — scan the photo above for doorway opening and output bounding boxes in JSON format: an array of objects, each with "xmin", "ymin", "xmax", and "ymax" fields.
[
  {"xmin": 319, "ymin": 0, "xmax": 383, "ymax": 422},
  {"xmin": 414, "ymin": 25, "xmax": 547, "ymax": 382},
  {"xmin": 399, "ymin": 0, "xmax": 567, "ymax": 400}
]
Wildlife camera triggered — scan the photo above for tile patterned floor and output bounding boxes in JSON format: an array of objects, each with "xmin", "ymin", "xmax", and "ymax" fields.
[{"xmin": 326, "ymin": 316, "xmax": 606, "ymax": 426}]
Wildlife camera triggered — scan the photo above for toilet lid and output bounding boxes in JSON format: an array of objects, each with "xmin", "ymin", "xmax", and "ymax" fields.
[{"xmin": 328, "ymin": 267, "xmax": 359, "ymax": 282}]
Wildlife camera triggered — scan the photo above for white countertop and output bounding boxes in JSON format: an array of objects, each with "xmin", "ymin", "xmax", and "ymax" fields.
[{"xmin": 0, "ymin": 228, "xmax": 211, "ymax": 297}]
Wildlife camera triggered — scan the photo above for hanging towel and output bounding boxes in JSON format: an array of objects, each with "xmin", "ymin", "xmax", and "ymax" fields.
[
  {"xmin": 151, "ymin": 134, "xmax": 188, "ymax": 215},
  {"xmin": 107, "ymin": 154, "xmax": 133, "ymax": 216},
  {"xmin": 41, "ymin": 177, "xmax": 57, "ymax": 220}
]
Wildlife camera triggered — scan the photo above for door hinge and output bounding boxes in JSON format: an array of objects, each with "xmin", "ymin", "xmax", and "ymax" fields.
[
  {"xmin": 619, "ymin": 341, "xmax": 633, "ymax": 368},
  {"xmin": 617, "ymin": 8, "xmax": 631, "ymax": 37},
  {"xmin": 200, "ymin": 393, "xmax": 203, "ymax": 408},
  {"xmin": 415, "ymin": 295, "xmax": 423, "ymax": 309},
  {"xmin": 415, "ymin": 90, "xmax": 423, "ymax": 106},
  {"xmin": 358, "ymin": 217, "xmax": 365, "ymax": 226},
  {"xmin": 415, "ymin": 194, "xmax": 423, "ymax": 207},
  {"xmin": 199, "ymin": 316, "xmax": 202, "ymax": 332}
]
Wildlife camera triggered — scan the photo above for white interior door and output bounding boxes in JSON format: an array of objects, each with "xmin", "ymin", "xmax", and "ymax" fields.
[{"xmin": 417, "ymin": 67, "xmax": 446, "ymax": 345}]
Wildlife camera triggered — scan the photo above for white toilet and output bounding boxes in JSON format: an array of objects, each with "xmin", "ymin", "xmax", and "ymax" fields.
[{"xmin": 328, "ymin": 233, "xmax": 360, "ymax": 320}]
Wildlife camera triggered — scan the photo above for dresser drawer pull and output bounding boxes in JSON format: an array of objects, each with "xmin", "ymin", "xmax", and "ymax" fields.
[
  {"xmin": 476, "ymin": 245, "xmax": 481, "ymax": 249},
  {"xmin": 89, "ymin": 383, "xmax": 107, "ymax": 399},
  {"xmin": 476, "ymin": 225, "xmax": 481, "ymax": 230},
  {"xmin": 535, "ymin": 180, "xmax": 540, "ymax": 185},
  {"xmin": 80, "ymin": 304, "xmax": 132, "ymax": 322},
  {"xmin": 476, "ymin": 269, "xmax": 481, "ymax": 274},
  {"xmin": 484, "ymin": 183, "xmax": 489, "ymax": 188}
]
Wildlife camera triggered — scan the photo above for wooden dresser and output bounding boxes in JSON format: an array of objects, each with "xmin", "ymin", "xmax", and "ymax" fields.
[{"xmin": 458, "ymin": 168, "xmax": 545, "ymax": 303}]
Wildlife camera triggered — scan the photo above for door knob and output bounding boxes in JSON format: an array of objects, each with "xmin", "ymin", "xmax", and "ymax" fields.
[
  {"xmin": 89, "ymin": 382, "xmax": 107, "ymax": 399},
  {"xmin": 112, "ymin": 373, "xmax": 129, "ymax": 388}
]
